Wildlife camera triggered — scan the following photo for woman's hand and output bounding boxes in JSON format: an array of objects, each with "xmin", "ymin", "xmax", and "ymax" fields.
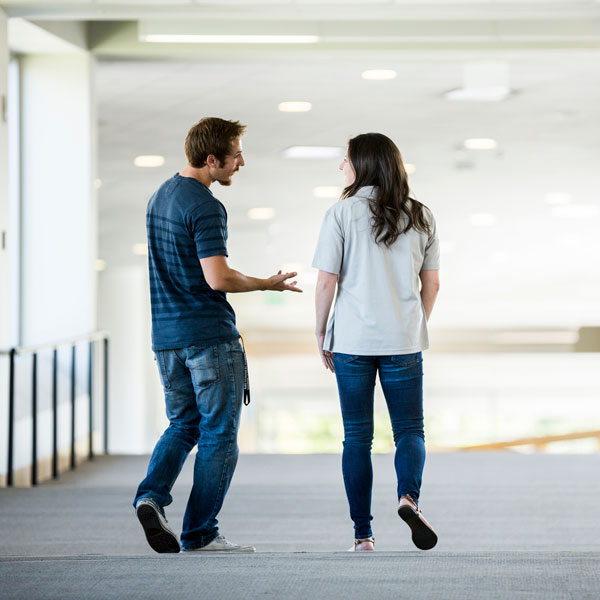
[
  {"xmin": 315, "ymin": 270, "xmax": 338, "ymax": 372},
  {"xmin": 316, "ymin": 333, "xmax": 334, "ymax": 372}
]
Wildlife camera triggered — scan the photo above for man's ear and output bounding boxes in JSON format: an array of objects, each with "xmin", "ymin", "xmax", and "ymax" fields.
[{"xmin": 206, "ymin": 154, "xmax": 220, "ymax": 168}]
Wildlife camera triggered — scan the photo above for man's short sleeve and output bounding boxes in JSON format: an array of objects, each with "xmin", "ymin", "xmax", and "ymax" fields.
[
  {"xmin": 421, "ymin": 212, "xmax": 440, "ymax": 271},
  {"xmin": 312, "ymin": 206, "xmax": 344, "ymax": 275},
  {"xmin": 188, "ymin": 201, "xmax": 229, "ymax": 259}
]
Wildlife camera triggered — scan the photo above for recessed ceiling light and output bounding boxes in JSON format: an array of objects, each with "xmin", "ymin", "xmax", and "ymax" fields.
[
  {"xmin": 283, "ymin": 146, "xmax": 343, "ymax": 159},
  {"xmin": 93, "ymin": 178, "xmax": 102, "ymax": 190},
  {"xmin": 313, "ymin": 186, "xmax": 341, "ymax": 198},
  {"xmin": 134, "ymin": 155, "xmax": 165, "ymax": 168},
  {"xmin": 404, "ymin": 163, "xmax": 416, "ymax": 175},
  {"xmin": 132, "ymin": 243, "xmax": 148, "ymax": 255},
  {"xmin": 94, "ymin": 259, "xmax": 107, "ymax": 271},
  {"xmin": 143, "ymin": 35, "xmax": 319, "ymax": 44},
  {"xmin": 362, "ymin": 69, "xmax": 397, "ymax": 80},
  {"xmin": 464, "ymin": 138, "xmax": 497, "ymax": 150},
  {"xmin": 469, "ymin": 213, "xmax": 497, "ymax": 226},
  {"xmin": 551, "ymin": 205, "xmax": 599, "ymax": 218},
  {"xmin": 248, "ymin": 207, "xmax": 275, "ymax": 220},
  {"xmin": 278, "ymin": 101, "xmax": 312, "ymax": 113},
  {"xmin": 544, "ymin": 193, "xmax": 573, "ymax": 205}
]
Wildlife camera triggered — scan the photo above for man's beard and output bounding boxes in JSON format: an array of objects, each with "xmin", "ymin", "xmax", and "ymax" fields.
[{"xmin": 216, "ymin": 168, "xmax": 237, "ymax": 186}]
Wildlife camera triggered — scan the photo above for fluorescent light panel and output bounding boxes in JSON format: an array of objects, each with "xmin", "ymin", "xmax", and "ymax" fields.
[
  {"xmin": 248, "ymin": 207, "xmax": 275, "ymax": 220},
  {"xmin": 134, "ymin": 155, "xmax": 164, "ymax": 168},
  {"xmin": 362, "ymin": 69, "xmax": 397, "ymax": 80},
  {"xmin": 143, "ymin": 34, "xmax": 320, "ymax": 44},
  {"xmin": 278, "ymin": 101, "xmax": 312, "ymax": 113},
  {"xmin": 139, "ymin": 21, "xmax": 320, "ymax": 45}
]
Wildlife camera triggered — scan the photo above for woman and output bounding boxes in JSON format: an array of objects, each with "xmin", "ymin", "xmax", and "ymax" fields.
[{"xmin": 312, "ymin": 133, "xmax": 440, "ymax": 552}]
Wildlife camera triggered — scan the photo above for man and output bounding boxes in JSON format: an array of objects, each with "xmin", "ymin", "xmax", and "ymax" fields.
[{"xmin": 134, "ymin": 117, "xmax": 301, "ymax": 553}]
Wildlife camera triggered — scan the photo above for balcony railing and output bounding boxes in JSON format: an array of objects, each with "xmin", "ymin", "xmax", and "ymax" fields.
[{"xmin": 1, "ymin": 331, "xmax": 109, "ymax": 487}]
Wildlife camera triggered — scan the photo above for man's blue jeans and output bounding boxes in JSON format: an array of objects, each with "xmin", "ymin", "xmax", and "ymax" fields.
[
  {"xmin": 332, "ymin": 352, "xmax": 426, "ymax": 540},
  {"xmin": 134, "ymin": 339, "xmax": 245, "ymax": 550}
]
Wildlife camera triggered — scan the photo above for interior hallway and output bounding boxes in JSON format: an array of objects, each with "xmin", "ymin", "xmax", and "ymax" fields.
[{"xmin": 1, "ymin": 452, "xmax": 599, "ymax": 599}]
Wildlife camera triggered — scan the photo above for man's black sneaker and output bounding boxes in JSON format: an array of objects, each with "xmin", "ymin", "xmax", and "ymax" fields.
[{"xmin": 135, "ymin": 498, "xmax": 180, "ymax": 553}]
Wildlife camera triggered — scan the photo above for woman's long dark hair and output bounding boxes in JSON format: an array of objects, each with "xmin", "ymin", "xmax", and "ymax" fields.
[{"xmin": 342, "ymin": 133, "xmax": 431, "ymax": 247}]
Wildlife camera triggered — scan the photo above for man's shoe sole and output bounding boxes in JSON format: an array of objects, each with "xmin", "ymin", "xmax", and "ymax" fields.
[
  {"xmin": 182, "ymin": 546, "xmax": 255, "ymax": 553},
  {"xmin": 397, "ymin": 505, "xmax": 438, "ymax": 550},
  {"xmin": 136, "ymin": 504, "xmax": 180, "ymax": 554}
]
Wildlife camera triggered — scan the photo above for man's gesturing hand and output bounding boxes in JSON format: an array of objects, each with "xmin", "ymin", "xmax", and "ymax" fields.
[{"xmin": 265, "ymin": 270, "xmax": 303, "ymax": 293}]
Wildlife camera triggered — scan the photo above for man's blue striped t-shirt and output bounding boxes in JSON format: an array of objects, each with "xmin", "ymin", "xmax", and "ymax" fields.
[{"xmin": 147, "ymin": 173, "xmax": 239, "ymax": 351}]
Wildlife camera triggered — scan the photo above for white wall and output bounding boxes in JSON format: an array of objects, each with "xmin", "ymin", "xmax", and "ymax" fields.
[
  {"xmin": 98, "ymin": 264, "xmax": 164, "ymax": 453},
  {"xmin": 20, "ymin": 52, "xmax": 96, "ymax": 346}
]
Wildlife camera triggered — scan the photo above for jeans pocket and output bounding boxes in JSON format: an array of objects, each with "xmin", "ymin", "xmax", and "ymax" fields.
[
  {"xmin": 333, "ymin": 353, "xmax": 360, "ymax": 364},
  {"xmin": 390, "ymin": 352, "xmax": 422, "ymax": 368},
  {"xmin": 227, "ymin": 338, "xmax": 243, "ymax": 352},
  {"xmin": 155, "ymin": 351, "xmax": 171, "ymax": 390},
  {"xmin": 186, "ymin": 345, "xmax": 220, "ymax": 388}
]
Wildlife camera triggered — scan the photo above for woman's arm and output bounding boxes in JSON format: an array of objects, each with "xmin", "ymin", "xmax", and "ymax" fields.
[
  {"xmin": 419, "ymin": 269, "xmax": 440, "ymax": 321},
  {"xmin": 315, "ymin": 270, "xmax": 338, "ymax": 372}
]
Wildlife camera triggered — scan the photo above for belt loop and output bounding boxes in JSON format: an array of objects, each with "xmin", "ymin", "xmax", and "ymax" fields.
[{"xmin": 239, "ymin": 336, "xmax": 251, "ymax": 406}]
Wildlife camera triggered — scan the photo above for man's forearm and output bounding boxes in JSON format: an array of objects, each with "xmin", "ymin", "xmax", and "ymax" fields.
[
  {"xmin": 420, "ymin": 284, "xmax": 439, "ymax": 321},
  {"xmin": 217, "ymin": 268, "xmax": 266, "ymax": 293}
]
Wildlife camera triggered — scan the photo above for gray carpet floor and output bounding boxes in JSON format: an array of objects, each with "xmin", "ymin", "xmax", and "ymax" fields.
[{"xmin": 1, "ymin": 453, "xmax": 599, "ymax": 599}]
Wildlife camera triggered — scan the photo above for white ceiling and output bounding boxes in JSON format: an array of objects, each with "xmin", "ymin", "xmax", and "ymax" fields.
[
  {"xmin": 5, "ymin": 1, "xmax": 600, "ymax": 330},
  {"xmin": 93, "ymin": 47, "xmax": 600, "ymax": 329}
]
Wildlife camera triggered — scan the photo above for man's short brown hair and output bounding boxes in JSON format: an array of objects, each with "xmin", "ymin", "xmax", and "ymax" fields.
[{"xmin": 184, "ymin": 117, "xmax": 246, "ymax": 168}]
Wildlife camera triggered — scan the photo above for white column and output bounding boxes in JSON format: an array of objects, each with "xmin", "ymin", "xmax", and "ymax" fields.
[
  {"xmin": 1, "ymin": 30, "xmax": 99, "ymax": 484},
  {"xmin": 0, "ymin": 10, "xmax": 9, "ymax": 349},
  {"xmin": 0, "ymin": 10, "xmax": 10, "ymax": 483},
  {"xmin": 20, "ymin": 52, "xmax": 97, "ymax": 345}
]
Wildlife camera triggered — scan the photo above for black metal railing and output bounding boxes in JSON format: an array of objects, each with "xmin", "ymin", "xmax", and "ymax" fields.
[{"xmin": 1, "ymin": 332, "xmax": 109, "ymax": 487}]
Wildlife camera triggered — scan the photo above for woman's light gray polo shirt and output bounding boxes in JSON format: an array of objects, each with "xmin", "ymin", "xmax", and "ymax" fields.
[{"xmin": 312, "ymin": 186, "xmax": 440, "ymax": 356}]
